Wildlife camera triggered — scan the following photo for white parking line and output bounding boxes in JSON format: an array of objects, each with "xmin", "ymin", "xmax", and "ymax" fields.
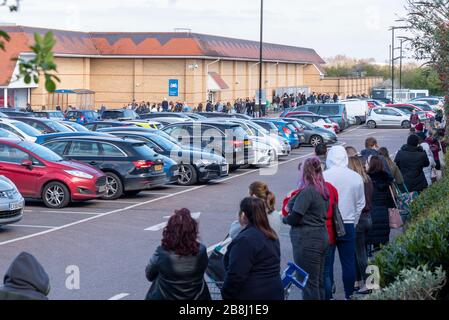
[
  {"xmin": 145, "ymin": 212, "xmax": 201, "ymax": 231},
  {"xmin": 40, "ymin": 211, "xmax": 101, "ymax": 215},
  {"xmin": 108, "ymin": 293, "xmax": 130, "ymax": 300},
  {"xmin": 0, "ymin": 144, "xmax": 357, "ymax": 247},
  {"xmin": 12, "ymin": 224, "xmax": 57, "ymax": 229},
  {"xmin": 366, "ymin": 132, "xmax": 377, "ymax": 136}
]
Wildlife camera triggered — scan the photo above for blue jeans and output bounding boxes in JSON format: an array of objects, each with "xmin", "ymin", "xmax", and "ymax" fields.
[
  {"xmin": 336, "ymin": 224, "xmax": 356, "ymax": 299},
  {"xmin": 324, "ymin": 244, "xmax": 336, "ymax": 300}
]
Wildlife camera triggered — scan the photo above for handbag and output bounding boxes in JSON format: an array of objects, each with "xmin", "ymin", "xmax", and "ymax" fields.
[
  {"xmin": 332, "ymin": 201, "xmax": 346, "ymax": 238},
  {"xmin": 206, "ymin": 235, "xmax": 232, "ymax": 284},
  {"xmin": 389, "ymin": 186, "xmax": 404, "ymax": 229},
  {"xmin": 394, "ymin": 183, "xmax": 418, "ymax": 223}
]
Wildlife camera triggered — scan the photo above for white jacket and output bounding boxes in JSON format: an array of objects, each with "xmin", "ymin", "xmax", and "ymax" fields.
[
  {"xmin": 323, "ymin": 146, "xmax": 366, "ymax": 225},
  {"xmin": 421, "ymin": 142, "xmax": 436, "ymax": 186}
]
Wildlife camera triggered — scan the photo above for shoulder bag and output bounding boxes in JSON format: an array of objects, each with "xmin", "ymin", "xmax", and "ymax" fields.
[{"xmin": 332, "ymin": 199, "xmax": 346, "ymax": 238}]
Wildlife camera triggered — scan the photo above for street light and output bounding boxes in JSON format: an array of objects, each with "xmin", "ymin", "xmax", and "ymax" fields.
[
  {"xmin": 258, "ymin": 0, "xmax": 264, "ymax": 116},
  {"xmin": 389, "ymin": 26, "xmax": 408, "ymax": 102}
]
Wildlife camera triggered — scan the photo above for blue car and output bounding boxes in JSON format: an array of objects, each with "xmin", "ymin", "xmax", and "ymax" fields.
[
  {"xmin": 159, "ymin": 154, "xmax": 179, "ymax": 184},
  {"xmin": 35, "ymin": 132, "xmax": 112, "ymax": 145},
  {"xmin": 65, "ymin": 110, "xmax": 100, "ymax": 125},
  {"xmin": 258, "ymin": 119, "xmax": 300, "ymax": 149}
]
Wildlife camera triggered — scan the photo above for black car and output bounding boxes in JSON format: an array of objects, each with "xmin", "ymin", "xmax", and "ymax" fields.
[
  {"xmin": 106, "ymin": 130, "xmax": 229, "ymax": 185},
  {"xmin": 11, "ymin": 117, "xmax": 73, "ymax": 134},
  {"xmin": 162, "ymin": 121, "xmax": 254, "ymax": 170},
  {"xmin": 101, "ymin": 109, "xmax": 140, "ymax": 121},
  {"xmin": 84, "ymin": 121, "xmax": 138, "ymax": 131},
  {"xmin": 43, "ymin": 136, "xmax": 168, "ymax": 199},
  {"xmin": 1, "ymin": 110, "xmax": 34, "ymax": 118},
  {"xmin": 139, "ymin": 112, "xmax": 190, "ymax": 120},
  {"xmin": 33, "ymin": 111, "xmax": 65, "ymax": 120},
  {"xmin": 197, "ymin": 112, "xmax": 252, "ymax": 120}
]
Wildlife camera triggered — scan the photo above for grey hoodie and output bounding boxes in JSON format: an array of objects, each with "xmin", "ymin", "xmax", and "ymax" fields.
[
  {"xmin": 0, "ymin": 252, "xmax": 50, "ymax": 300},
  {"xmin": 324, "ymin": 146, "xmax": 366, "ymax": 225}
]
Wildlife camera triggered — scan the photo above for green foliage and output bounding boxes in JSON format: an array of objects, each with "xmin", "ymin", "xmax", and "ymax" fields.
[
  {"xmin": 0, "ymin": 29, "xmax": 10, "ymax": 51},
  {"xmin": 409, "ymin": 177, "xmax": 449, "ymax": 221},
  {"xmin": 359, "ymin": 266, "xmax": 446, "ymax": 300},
  {"xmin": 16, "ymin": 32, "xmax": 60, "ymax": 92},
  {"xmin": 373, "ymin": 194, "xmax": 449, "ymax": 287}
]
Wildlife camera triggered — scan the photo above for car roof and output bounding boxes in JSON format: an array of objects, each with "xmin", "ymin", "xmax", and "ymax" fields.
[{"xmin": 45, "ymin": 135, "xmax": 143, "ymax": 144}]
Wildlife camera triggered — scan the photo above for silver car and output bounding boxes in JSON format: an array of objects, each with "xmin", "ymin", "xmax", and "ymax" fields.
[
  {"xmin": 366, "ymin": 107, "xmax": 411, "ymax": 129},
  {"xmin": 0, "ymin": 175, "xmax": 24, "ymax": 226}
]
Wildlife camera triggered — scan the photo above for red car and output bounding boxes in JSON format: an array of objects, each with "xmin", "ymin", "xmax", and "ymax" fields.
[
  {"xmin": 386, "ymin": 103, "xmax": 435, "ymax": 119},
  {"xmin": 0, "ymin": 139, "xmax": 107, "ymax": 209}
]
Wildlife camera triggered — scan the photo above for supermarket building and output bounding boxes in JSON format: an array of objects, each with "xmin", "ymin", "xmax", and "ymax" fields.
[{"xmin": 0, "ymin": 26, "xmax": 382, "ymax": 109}]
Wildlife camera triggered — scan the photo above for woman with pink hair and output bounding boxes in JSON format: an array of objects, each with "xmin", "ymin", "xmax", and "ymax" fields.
[{"xmin": 283, "ymin": 157, "xmax": 333, "ymax": 300}]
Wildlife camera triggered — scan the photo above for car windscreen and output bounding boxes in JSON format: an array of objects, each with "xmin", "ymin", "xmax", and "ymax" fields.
[
  {"xmin": 149, "ymin": 134, "xmax": 179, "ymax": 150},
  {"xmin": 45, "ymin": 121, "xmax": 73, "ymax": 132},
  {"xmin": 414, "ymin": 104, "xmax": 433, "ymax": 111},
  {"xmin": 133, "ymin": 143, "xmax": 159, "ymax": 158},
  {"xmin": 102, "ymin": 111, "xmax": 123, "ymax": 119},
  {"xmin": 65, "ymin": 122, "xmax": 90, "ymax": 132},
  {"xmin": 11, "ymin": 121, "xmax": 41, "ymax": 136},
  {"xmin": 18, "ymin": 141, "xmax": 63, "ymax": 162},
  {"xmin": 0, "ymin": 128, "xmax": 19, "ymax": 139},
  {"xmin": 50, "ymin": 112, "xmax": 65, "ymax": 119},
  {"xmin": 319, "ymin": 105, "xmax": 341, "ymax": 116}
]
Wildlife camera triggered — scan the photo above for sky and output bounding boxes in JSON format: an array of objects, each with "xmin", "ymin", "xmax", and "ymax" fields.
[{"xmin": 0, "ymin": 0, "xmax": 410, "ymax": 62}]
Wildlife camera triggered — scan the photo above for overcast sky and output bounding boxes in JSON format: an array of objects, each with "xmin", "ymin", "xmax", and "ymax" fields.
[{"xmin": 1, "ymin": 0, "xmax": 409, "ymax": 62}]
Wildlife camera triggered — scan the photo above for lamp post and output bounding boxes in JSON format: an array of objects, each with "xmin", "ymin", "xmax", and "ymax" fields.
[
  {"xmin": 258, "ymin": 0, "xmax": 264, "ymax": 117},
  {"xmin": 389, "ymin": 26, "xmax": 408, "ymax": 102}
]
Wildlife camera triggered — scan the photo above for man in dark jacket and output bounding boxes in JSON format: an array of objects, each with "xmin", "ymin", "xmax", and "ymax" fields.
[
  {"xmin": 361, "ymin": 137, "xmax": 392, "ymax": 177},
  {"xmin": 162, "ymin": 98, "xmax": 169, "ymax": 112},
  {"xmin": 395, "ymin": 134, "xmax": 430, "ymax": 193},
  {"xmin": 0, "ymin": 252, "xmax": 50, "ymax": 300}
]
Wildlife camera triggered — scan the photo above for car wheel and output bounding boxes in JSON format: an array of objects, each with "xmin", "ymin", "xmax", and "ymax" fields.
[
  {"xmin": 310, "ymin": 135, "xmax": 323, "ymax": 147},
  {"xmin": 367, "ymin": 121, "xmax": 377, "ymax": 129},
  {"xmin": 42, "ymin": 182, "xmax": 70, "ymax": 209},
  {"xmin": 124, "ymin": 190, "xmax": 141, "ymax": 197},
  {"xmin": 401, "ymin": 121, "xmax": 411, "ymax": 129},
  {"xmin": 102, "ymin": 172, "xmax": 123, "ymax": 200},
  {"xmin": 177, "ymin": 164, "xmax": 198, "ymax": 186}
]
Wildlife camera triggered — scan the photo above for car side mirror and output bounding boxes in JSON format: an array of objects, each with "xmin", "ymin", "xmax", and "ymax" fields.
[{"xmin": 21, "ymin": 159, "xmax": 33, "ymax": 168}]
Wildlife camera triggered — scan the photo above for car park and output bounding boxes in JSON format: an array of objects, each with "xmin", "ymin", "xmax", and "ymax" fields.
[
  {"xmin": 84, "ymin": 121, "xmax": 138, "ymax": 131},
  {"xmin": 366, "ymin": 107, "xmax": 411, "ymax": 129},
  {"xmin": 0, "ymin": 128, "xmax": 22, "ymax": 140},
  {"xmin": 0, "ymin": 119, "xmax": 41, "ymax": 142},
  {"xmin": 139, "ymin": 112, "xmax": 191, "ymax": 120},
  {"xmin": 197, "ymin": 112, "xmax": 253, "ymax": 120},
  {"xmin": 340, "ymin": 99, "xmax": 369, "ymax": 125},
  {"xmin": 59, "ymin": 121, "xmax": 91, "ymax": 132},
  {"xmin": 125, "ymin": 120, "xmax": 163, "ymax": 130},
  {"xmin": 35, "ymin": 132, "xmax": 113, "ymax": 145},
  {"xmin": 278, "ymin": 118, "xmax": 306, "ymax": 143},
  {"xmin": 0, "ymin": 110, "xmax": 34, "ymax": 118},
  {"xmin": 0, "ymin": 175, "xmax": 24, "ymax": 226},
  {"xmin": 162, "ymin": 121, "xmax": 255, "ymax": 170},
  {"xmin": 0, "ymin": 139, "xmax": 106, "ymax": 209},
  {"xmin": 256, "ymin": 119, "xmax": 300, "ymax": 149},
  {"xmin": 43, "ymin": 136, "xmax": 168, "ymax": 200},
  {"xmin": 11, "ymin": 117, "xmax": 73, "ymax": 134},
  {"xmin": 65, "ymin": 110, "xmax": 100, "ymax": 125},
  {"xmin": 386, "ymin": 104, "xmax": 432, "ymax": 121},
  {"xmin": 148, "ymin": 117, "xmax": 190, "ymax": 126},
  {"xmin": 33, "ymin": 111, "xmax": 65, "ymax": 120},
  {"xmin": 410, "ymin": 97, "xmax": 444, "ymax": 110},
  {"xmin": 284, "ymin": 118, "xmax": 338, "ymax": 147},
  {"xmin": 286, "ymin": 104, "xmax": 348, "ymax": 130},
  {"xmin": 107, "ymin": 130, "xmax": 229, "ymax": 186},
  {"xmin": 285, "ymin": 113, "xmax": 339, "ymax": 133},
  {"xmin": 101, "ymin": 109, "xmax": 140, "ymax": 121}
]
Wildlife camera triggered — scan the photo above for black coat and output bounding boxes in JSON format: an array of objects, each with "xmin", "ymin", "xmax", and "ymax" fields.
[
  {"xmin": 222, "ymin": 225, "xmax": 284, "ymax": 300},
  {"xmin": 394, "ymin": 144, "xmax": 430, "ymax": 192},
  {"xmin": 366, "ymin": 171, "xmax": 393, "ymax": 246},
  {"xmin": 0, "ymin": 252, "xmax": 50, "ymax": 300},
  {"xmin": 145, "ymin": 245, "xmax": 211, "ymax": 300}
]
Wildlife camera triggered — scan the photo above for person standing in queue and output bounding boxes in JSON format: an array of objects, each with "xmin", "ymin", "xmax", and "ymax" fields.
[
  {"xmin": 145, "ymin": 209, "xmax": 210, "ymax": 300},
  {"xmin": 283, "ymin": 157, "xmax": 331, "ymax": 300},
  {"xmin": 222, "ymin": 197, "xmax": 284, "ymax": 300}
]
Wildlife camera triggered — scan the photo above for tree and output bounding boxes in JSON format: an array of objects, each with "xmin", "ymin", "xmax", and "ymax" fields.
[
  {"xmin": 0, "ymin": 0, "xmax": 59, "ymax": 92},
  {"xmin": 402, "ymin": 0, "xmax": 449, "ymax": 136}
]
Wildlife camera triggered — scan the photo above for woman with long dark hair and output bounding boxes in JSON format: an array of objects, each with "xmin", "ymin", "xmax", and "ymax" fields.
[
  {"xmin": 283, "ymin": 157, "xmax": 331, "ymax": 300},
  {"xmin": 222, "ymin": 197, "xmax": 284, "ymax": 300},
  {"xmin": 145, "ymin": 208, "xmax": 210, "ymax": 300}
]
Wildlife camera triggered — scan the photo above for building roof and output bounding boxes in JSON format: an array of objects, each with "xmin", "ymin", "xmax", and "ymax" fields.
[{"xmin": 0, "ymin": 25, "xmax": 325, "ymax": 86}]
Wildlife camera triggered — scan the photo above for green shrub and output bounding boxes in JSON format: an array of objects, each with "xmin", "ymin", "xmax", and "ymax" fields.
[
  {"xmin": 373, "ymin": 203, "xmax": 449, "ymax": 287},
  {"xmin": 409, "ymin": 176, "xmax": 449, "ymax": 221},
  {"xmin": 359, "ymin": 266, "xmax": 446, "ymax": 300}
]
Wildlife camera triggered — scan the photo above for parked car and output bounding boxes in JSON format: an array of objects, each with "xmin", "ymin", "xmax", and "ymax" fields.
[
  {"xmin": 340, "ymin": 99, "xmax": 369, "ymax": 125},
  {"xmin": 278, "ymin": 118, "xmax": 307, "ymax": 144},
  {"xmin": 285, "ymin": 114, "xmax": 339, "ymax": 133},
  {"xmin": 33, "ymin": 111, "xmax": 65, "ymax": 120},
  {"xmin": 101, "ymin": 109, "xmax": 140, "ymax": 121},
  {"xmin": 148, "ymin": 117, "xmax": 190, "ymax": 126},
  {"xmin": 386, "ymin": 104, "xmax": 433, "ymax": 120},
  {"xmin": 84, "ymin": 121, "xmax": 138, "ymax": 131},
  {"xmin": 197, "ymin": 112, "xmax": 253, "ymax": 120},
  {"xmin": 65, "ymin": 110, "xmax": 100, "ymax": 125},
  {"xmin": 59, "ymin": 121, "xmax": 91, "ymax": 132},
  {"xmin": 0, "ymin": 110, "xmax": 34, "ymax": 118},
  {"xmin": 185, "ymin": 113, "xmax": 208, "ymax": 121},
  {"xmin": 139, "ymin": 112, "xmax": 191, "ymax": 120},
  {"xmin": 0, "ymin": 119, "xmax": 41, "ymax": 142},
  {"xmin": 125, "ymin": 120, "xmax": 163, "ymax": 130},
  {"xmin": 0, "ymin": 175, "xmax": 24, "ymax": 225},
  {"xmin": 11, "ymin": 117, "xmax": 73, "ymax": 134},
  {"xmin": 406, "ymin": 101, "xmax": 437, "ymax": 118},
  {"xmin": 107, "ymin": 130, "xmax": 229, "ymax": 186},
  {"xmin": 0, "ymin": 128, "xmax": 22, "ymax": 140},
  {"xmin": 35, "ymin": 132, "xmax": 113, "ymax": 145},
  {"xmin": 410, "ymin": 97, "xmax": 444, "ymax": 109},
  {"xmin": 162, "ymin": 121, "xmax": 255, "ymax": 170},
  {"xmin": 366, "ymin": 107, "xmax": 411, "ymax": 129},
  {"xmin": 0, "ymin": 139, "xmax": 106, "ymax": 208},
  {"xmin": 256, "ymin": 119, "xmax": 300, "ymax": 149},
  {"xmin": 286, "ymin": 104, "xmax": 348, "ymax": 130},
  {"xmin": 283, "ymin": 118, "xmax": 338, "ymax": 147},
  {"xmin": 43, "ymin": 136, "xmax": 168, "ymax": 200}
]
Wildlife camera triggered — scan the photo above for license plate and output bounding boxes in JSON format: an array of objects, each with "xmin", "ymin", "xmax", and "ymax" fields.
[
  {"xmin": 9, "ymin": 201, "xmax": 23, "ymax": 211},
  {"xmin": 154, "ymin": 165, "xmax": 163, "ymax": 171},
  {"xmin": 221, "ymin": 165, "xmax": 229, "ymax": 173}
]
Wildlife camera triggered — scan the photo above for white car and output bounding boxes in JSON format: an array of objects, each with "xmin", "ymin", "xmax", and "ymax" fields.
[
  {"xmin": 341, "ymin": 99, "xmax": 369, "ymax": 125},
  {"xmin": 149, "ymin": 117, "xmax": 190, "ymax": 126},
  {"xmin": 366, "ymin": 107, "xmax": 411, "ymax": 129},
  {"xmin": 0, "ymin": 175, "xmax": 24, "ymax": 226},
  {"xmin": 0, "ymin": 119, "xmax": 41, "ymax": 142}
]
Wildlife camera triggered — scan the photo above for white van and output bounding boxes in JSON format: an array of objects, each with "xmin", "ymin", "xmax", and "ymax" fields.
[{"xmin": 340, "ymin": 99, "xmax": 369, "ymax": 125}]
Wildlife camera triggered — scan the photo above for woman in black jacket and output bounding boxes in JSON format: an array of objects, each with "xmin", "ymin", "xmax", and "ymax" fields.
[
  {"xmin": 394, "ymin": 134, "xmax": 430, "ymax": 193},
  {"xmin": 222, "ymin": 197, "xmax": 284, "ymax": 300},
  {"xmin": 366, "ymin": 156, "xmax": 393, "ymax": 247},
  {"xmin": 145, "ymin": 208, "xmax": 210, "ymax": 300}
]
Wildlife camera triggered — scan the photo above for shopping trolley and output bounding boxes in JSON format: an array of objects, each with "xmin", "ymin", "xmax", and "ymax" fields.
[{"xmin": 206, "ymin": 261, "xmax": 308, "ymax": 300}]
